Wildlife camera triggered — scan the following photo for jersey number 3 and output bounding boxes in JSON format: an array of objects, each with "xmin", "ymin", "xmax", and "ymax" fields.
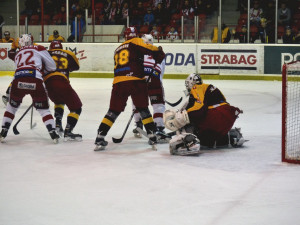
[{"xmin": 114, "ymin": 49, "xmax": 129, "ymax": 69}]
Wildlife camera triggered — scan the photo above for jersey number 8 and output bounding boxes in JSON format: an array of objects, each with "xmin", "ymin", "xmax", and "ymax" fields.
[{"xmin": 114, "ymin": 49, "xmax": 129, "ymax": 69}]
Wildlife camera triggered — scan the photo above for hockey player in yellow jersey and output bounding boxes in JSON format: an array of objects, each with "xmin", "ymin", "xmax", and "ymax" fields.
[{"xmin": 94, "ymin": 27, "xmax": 165, "ymax": 151}]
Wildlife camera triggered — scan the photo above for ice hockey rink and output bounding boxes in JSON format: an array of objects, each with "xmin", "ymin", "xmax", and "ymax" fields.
[{"xmin": 1, "ymin": 75, "xmax": 300, "ymax": 225}]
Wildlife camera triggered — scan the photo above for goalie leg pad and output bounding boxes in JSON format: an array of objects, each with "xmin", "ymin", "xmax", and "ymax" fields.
[{"xmin": 169, "ymin": 133, "xmax": 201, "ymax": 156}]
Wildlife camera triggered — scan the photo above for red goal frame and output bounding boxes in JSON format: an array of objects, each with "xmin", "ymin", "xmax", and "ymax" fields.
[{"xmin": 282, "ymin": 61, "xmax": 300, "ymax": 164}]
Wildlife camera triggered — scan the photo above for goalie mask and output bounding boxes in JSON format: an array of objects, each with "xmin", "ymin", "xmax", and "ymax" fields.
[
  {"xmin": 18, "ymin": 34, "xmax": 33, "ymax": 48},
  {"xmin": 185, "ymin": 73, "xmax": 203, "ymax": 95},
  {"xmin": 124, "ymin": 27, "xmax": 138, "ymax": 40},
  {"xmin": 141, "ymin": 34, "xmax": 154, "ymax": 45}
]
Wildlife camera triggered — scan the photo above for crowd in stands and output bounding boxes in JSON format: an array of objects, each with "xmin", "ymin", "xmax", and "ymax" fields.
[
  {"xmin": 235, "ymin": 0, "xmax": 300, "ymax": 44},
  {"xmin": 3, "ymin": 0, "xmax": 299, "ymax": 43},
  {"xmin": 19, "ymin": 0, "xmax": 218, "ymax": 40}
]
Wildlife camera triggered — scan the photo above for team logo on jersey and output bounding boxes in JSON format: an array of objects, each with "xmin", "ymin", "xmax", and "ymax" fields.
[{"xmin": 18, "ymin": 82, "xmax": 36, "ymax": 90}]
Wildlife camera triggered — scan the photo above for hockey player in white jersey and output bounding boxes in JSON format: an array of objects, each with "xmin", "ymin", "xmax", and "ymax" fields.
[
  {"xmin": 0, "ymin": 34, "xmax": 60, "ymax": 143},
  {"xmin": 132, "ymin": 34, "xmax": 170, "ymax": 143}
]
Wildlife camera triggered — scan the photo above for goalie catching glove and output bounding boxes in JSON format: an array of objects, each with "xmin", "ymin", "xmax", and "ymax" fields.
[{"xmin": 163, "ymin": 109, "xmax": 190, "ymax": 131}]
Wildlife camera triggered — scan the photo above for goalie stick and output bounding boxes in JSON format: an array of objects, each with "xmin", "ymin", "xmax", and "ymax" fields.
[
  {"xmin": 13, "ymin": 103, "xmax": 34, "ymax": 135},
  {"xmin": 165, "ymin": 97, "xmax": 183, "ymax": 107}
]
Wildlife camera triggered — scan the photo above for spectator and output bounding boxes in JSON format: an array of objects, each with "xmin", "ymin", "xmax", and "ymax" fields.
[
  {"xmin": 48, "ymin": 30, "xmax": 66, "ymax": 42},
  {"xmin": 194, "ymin": 0, "xmax": 206, "ymax": 15},
  {"xmin": 0, "ymin": 14, "xmax": 4, "ymax": 39},
  {"xmin": 104, "ymin": 0, "xmax": 119, "ymax": 24},
  {"xmin": 282, "ymin": 26, "xmax": 295, "ymax": 44},
  {"xmin": 153, "ymin": 3, "xmax": 167, "ymax": 25},
  {"xmin": 295, "ymin": 30, "xmax": 300, "ymax": 44},
  {"xmin": 79, "ymin": 0, "xmax": 91, "ymax": 11},
  {"xmin": 262, "ymin": 0, "xmax": 275, "ymax": 26},
  {"xmin": 181, "ymin": 0, "xmax": 194, "ymax": 24},
  {"xmin": 237, "ymin": 0, "xmax": 247, "ymax": 14},
  {"xmin": 67, "ymin": 11, "xmax": 86, "ymax": 42},
  {"xmin": 203, "ymin": 0, "xmax": 218, "ymax": 16},
  {"xmin": 57, "ymin": 5, "xmax": 67, "ymax": 25},
  {"xmin": 152, "ymin": 0, "xmax": 163, "ymax": 8},
  {"xmin": 278, "ymin": 2, "xmax": 291, "ymax": 26},
  {"xmin": 21, "ymin": 0, "xmax": 40, "ymax": 16},
  {"xmin": 257, "ymin": 18, "xmax": 275, "ymax": 43},
  {"xmin": 167, "ymin": 26, "xmax": 179, "ymax": 41},
  {"xmin": 0, "ymin": 31, "xmax": 14, "ymax": 43},
  {"xmin": 211, "ymin": 23, "xmax": 231, "ymax": 43},
  {"xmin": 234, "ymin": 25, "xmax": 252, "ymax": 43},
  {"xmin": 250, "ymin": 0, "xmax": 263, "ymax": 27},
  {"xmin": 130, "ymin": 1, "xmax": 145, "ymax": 27},
  {"xmin": 144, "ymin": 8, "xmax": 155, "ymax": 25},
  {"xmin": 118, "ymin": 2, "xmax": 129, "ymax": 25},
  {"xmin": 44, "ymin": 0, "xmax": 56, "ymax": 17},
  {"xmin": 150, "ymin": 25, "xmax": 161, "ymax": 39}
]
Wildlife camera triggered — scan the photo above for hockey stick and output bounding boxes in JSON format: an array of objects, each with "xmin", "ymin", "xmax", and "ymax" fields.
[
  {"xmin": 112, "ymin": 110, "xmax": 135, "ymax": 143},
  {"xmin": 165, "ymin": 97, "xmax": 183, "ymax": 107},
  {"xmin": 13, "ymin": 103, "xmax": 34, "ymax": 135},
  {"xmin": 30, "ymin": 105, "xmax": 37, "ymax": 129},
  {"xmin": 112, "ymin": 63, "xmax": 158, "ymax": 144}
]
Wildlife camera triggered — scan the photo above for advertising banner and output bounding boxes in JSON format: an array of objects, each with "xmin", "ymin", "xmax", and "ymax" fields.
[
  {"xmin": 199, "ymin": 44, "xmax": 264, "ymax": 74},
  {"xmin": 264, "ymin": 45, "xmax": 300, "ymax": 74}
]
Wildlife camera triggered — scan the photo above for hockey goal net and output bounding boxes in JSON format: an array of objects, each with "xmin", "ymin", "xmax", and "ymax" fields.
[{"xmin": 282, "ymin": 60, "xmax": 300, "ymax": 164}]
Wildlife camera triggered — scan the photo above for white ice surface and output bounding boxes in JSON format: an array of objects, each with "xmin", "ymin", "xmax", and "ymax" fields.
[{"xmin": 1, "ymin": 76, "xmax": 300, "ymax": 225}]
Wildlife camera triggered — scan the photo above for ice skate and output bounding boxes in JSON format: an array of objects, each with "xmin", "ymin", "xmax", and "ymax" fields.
[
  {"xmin": 156, "ymin": 127, "xmax": 171, "ymax": 143},
  {"xmin": 55, "ymin": 119, "xmax": 64, "ymax": 137},
  {"xmin": 49, "ymin": 129, "xmax": 60, "ymax": 144},
  {"xmin": 132, "ymin": 120, "xmax": 143, "ymax": 138},
  {"xmin": 94, "ymin": 136, "xmax": 108, "ymax": 151},
  {"xmin": 2, "ymin": 95, "xmax": 8, "ymax": 106},
  {"xmin": 64, "ymin": 130, "xmax": 82, "ymax": 142},
  {"xmin": 148, "ymin": 134, "xmax": 157, "ymax": 151},
  {"xmin": 0, "ymin": 128, "xmax": 8, "ymax": 143}
]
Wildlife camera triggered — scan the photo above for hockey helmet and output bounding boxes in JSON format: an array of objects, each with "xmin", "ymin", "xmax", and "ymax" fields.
[
  {"xmin": 141, "ymin": 34, "xmax": 154, "ymax": 45},
  {"xmin": 124, "ymin": 27, "xmax": 138, "ymax": 40},
  {"xmin": 50, "ymin": 40, "xmax": 63, "ymax": 50},
  {"xmin": 185, "ymin": 73, "xmax": 203, "ymax": 93},
  {"xmin": 18, "ymin": 34, "xmax": 33, "ymax": 47}
]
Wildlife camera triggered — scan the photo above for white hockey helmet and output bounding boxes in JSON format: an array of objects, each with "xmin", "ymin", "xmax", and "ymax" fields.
[
  {"xmin": 142, "ymin": 34, "xmax": 154, "ymax": 45},
  {"xmin": 19, "ymin": 34, "xmax": 33, "ymax": 47},
  {"xmin": 185, "ymin": 73, "xmax": 202, "ymax": 93}
]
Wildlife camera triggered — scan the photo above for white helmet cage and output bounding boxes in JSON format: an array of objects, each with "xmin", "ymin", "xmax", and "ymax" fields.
[
  {"xmin": 185, "ymin": 73, "xmax": 203, "ymax": 92},
  {"xmin": 142, "ymin": 34, "xmax": 154, "ymax": 45},
  {"xmin": 19, "ymin": 34, "xmax": 33, "ymax": 47}
]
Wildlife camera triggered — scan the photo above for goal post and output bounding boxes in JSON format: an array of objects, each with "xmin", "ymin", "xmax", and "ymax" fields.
[{"xmin": 282, "ymin": 60, "xmax": 300, "ymax": 164}]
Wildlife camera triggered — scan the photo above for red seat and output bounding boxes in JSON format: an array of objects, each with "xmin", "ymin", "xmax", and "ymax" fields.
[
  {"xmin": 240, "ymin": 14, "xmax": 247, "ymax": 20},
  {"xmin": 29, "ymin": 15, "xmax": 40, "ymax": 25},
  {"xmin": 277, "ymin": 25, "xmax": 285, "ymax": 38},
  {"xmin": 42, "ymin": 14, "xmax": 51, "ymax": 25},
  {"xmin": 139, "ymin": 25, "xmax": 150, "ymax": 35},
  {"xmin": 250, "ymin": 25, "xmax": 258, "ymax": 37},
  {"xmin": 95, "ymin": 3, "xmax": 104, "ymax": 16},
  {"xmin": 198, "ymin": 14, "xmax": 206, "ymax": 20},
  {"xmin": 20, "ymin": 14, "xmax": 28, "ymax": 25},
  {"xmin": 238, "ymin": 18, "xmax": 247, "ymax": 25},
  {"xmin": 95, "ymin": 14, "xmax": 104, "ymax": 25},
  {"xmin": 51, "ymin": 14, "xmax": 61, "ymax": 25}
]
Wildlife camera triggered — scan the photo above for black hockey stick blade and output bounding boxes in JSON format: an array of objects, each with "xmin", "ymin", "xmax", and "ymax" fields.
[
  {"xmin": 165, "ymin": 97, "xmax": 183, "ymax": 107},
  {"xmin": 112, "ymin": 111, "xmax": 135, "ymax": 143},
  {"xmin": 13, "ymin": 104, "xmax": 34, "ymax": 135}
]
